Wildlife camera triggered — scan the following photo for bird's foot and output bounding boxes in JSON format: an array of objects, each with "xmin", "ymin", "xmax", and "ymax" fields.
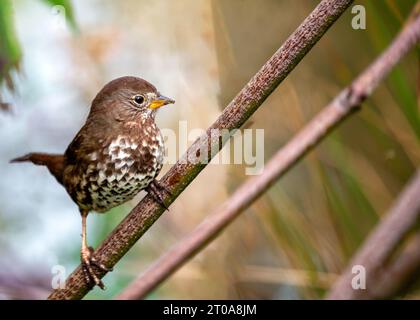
[
  {"xmin": 146, "ymin": 180, "xmax": 172, "ymax": 211},
  {"xmin": 81, "ymin": 246, "xmax": 112, "ymax": 290}
]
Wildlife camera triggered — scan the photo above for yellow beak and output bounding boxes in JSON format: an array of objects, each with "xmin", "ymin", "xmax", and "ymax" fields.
[{"xmin": 149, "ymin": 95, "xmax": 175, "ymax": 109}]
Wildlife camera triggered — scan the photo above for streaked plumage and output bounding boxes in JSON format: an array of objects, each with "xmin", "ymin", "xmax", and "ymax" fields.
[{"xmin": 11, "ymin": 76, "xmax": 175, "ymax": 289}]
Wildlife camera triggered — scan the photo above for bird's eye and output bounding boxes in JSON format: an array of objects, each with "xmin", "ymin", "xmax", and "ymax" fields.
[{"xmin": 133, "ymin": 95, "xmax": 145, "ymax": 105}]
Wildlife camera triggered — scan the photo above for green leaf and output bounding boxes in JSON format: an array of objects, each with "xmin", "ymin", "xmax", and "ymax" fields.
[
  {"xmin": 42, "ymin": 0, "xmax": 77, "ymax": 30},
  {"xmin": 366, "ymin": 0, "xmax": 420, "ymax": 140},
  {"xmin": 0, "ymin": 0, "xmax": 22, "ymax": 89}
]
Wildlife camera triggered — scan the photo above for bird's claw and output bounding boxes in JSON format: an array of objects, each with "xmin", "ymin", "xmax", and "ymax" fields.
[
  {"xmin": 146, "ymin": 180, "xmax": 172, "ymax": 211},
  {"xmin": 81, "ymin": 246, "xmax": 112, "ymax": 290}
]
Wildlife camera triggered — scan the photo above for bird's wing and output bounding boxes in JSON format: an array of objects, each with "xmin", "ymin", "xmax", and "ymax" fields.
[
  {"xmin": 64, "ymin": 124, "xmax": 98, "ymax": 165},
  {"xmin": 64, "ymin": 115, "xmax": 115, "ymax": 165}
]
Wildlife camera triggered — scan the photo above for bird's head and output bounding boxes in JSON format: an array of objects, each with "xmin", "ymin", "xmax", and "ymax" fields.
[{"xmin": 89, "ymin": 76, "xmax": 175, "ymax": 122}]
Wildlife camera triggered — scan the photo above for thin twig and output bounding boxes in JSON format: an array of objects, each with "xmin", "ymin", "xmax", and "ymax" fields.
[
  {"xmin": 116, "ymin": 9, "xmax": 420, "ymax": 300},
  {"xmin": 371, "ymin": 233, "xmax": 420, "ymax": 298},
  {"xmin": 47, "ymin": 0, "xmax": 353, "ymax": 300},
  {"xmin": 327, "ymin": 170, "xmax": 420, "ymax": 299}
]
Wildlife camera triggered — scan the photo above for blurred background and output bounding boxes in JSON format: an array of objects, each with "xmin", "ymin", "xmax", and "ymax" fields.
[{"xmin": 0, "ymin": 0, "xmax": 419, "ymax": 299}]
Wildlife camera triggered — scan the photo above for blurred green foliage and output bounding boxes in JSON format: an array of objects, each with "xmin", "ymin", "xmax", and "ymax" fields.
[
  {"xmin": 0, "ymin": 0, "xmax": 76, "ymax": 90},
  {"xmin": 43, "ymin": 0, "xmax": 77, "ymax": 29},
  {"xmin": 208, "ymin": 0, "xmax": 420, "ymax": 299},
  {"xmin": 367, "ymin": 1, "xmax": 420, "ymax": 140},
  {"xmin": 0, "ymin": 0, "xmax": 22, "ymax": 89}
]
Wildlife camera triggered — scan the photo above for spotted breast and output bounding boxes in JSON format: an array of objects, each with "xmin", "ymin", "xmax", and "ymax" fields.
[{"xmin": 63, "ymin": 120, "xmax": 164, "ymax": 213}]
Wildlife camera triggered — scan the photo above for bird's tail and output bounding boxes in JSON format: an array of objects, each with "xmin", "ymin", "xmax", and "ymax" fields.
[{"xmin": 10, "ymin": 152, "xmax": 65, "ymax": 184}]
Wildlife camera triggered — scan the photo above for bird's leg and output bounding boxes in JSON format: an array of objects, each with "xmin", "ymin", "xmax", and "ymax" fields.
[
  {"xmin": 80, "ymin": 209, "xmax": 111, "ymax": 290},
  {"xmin": 146, "ymin": 179, "xmax": 172, "ymax": 210}
]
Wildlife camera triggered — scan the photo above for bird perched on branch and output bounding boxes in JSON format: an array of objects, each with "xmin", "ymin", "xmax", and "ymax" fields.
[{"xmin": 11, "ymin": 76, "xmax": 175, "ymax": 289}]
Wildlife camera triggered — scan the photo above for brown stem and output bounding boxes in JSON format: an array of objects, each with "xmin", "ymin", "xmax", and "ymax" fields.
[
  {"xmin": 48, "ymin": 0, "xmax": 353, "ymax": 300},
  {"xmin": 116, "ymin": 9, "xmax": 420, "ymax": 300},
  {"xmin": 327, "ymin": 170, "xmax": 420, "ymax": 299}
]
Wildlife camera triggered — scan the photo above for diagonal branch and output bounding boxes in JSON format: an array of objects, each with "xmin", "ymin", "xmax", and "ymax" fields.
[
  {"xmin": 327, "ymin": 170, "xmax": 420, "ymax": 299},
  {"xmin": 48, "ymin": 0, "xmax": 353, "ymax": 300},
  {"xmin": 115, "ymin": 8, "xmax": 420, "ymax": 300}
]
